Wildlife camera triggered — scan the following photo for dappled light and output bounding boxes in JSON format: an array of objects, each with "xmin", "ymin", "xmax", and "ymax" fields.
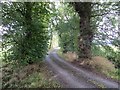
[{"xmin": 1, "ymin": 1, "xmax": 119, "ymax": 89}]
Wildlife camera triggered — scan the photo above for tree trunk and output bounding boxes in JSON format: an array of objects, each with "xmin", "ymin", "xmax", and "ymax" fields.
[{"xmin": 74, "ymin": 2, "xmax": 93, "ymax": 59}]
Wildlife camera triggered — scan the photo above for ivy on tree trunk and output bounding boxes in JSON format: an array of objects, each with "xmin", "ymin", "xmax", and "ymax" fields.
[{"xmin": 74, "ymin": 2, "xmax": 93, "ymax": 59}]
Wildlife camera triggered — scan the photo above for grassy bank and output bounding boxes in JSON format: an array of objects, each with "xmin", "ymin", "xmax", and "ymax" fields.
[
  {"xmin": 57, "ymin": 50, "xmax": 120, "ymax": 81},
  {"xmin": 2, "ymin": 61, "xmax": 61, "ymax": 88}
]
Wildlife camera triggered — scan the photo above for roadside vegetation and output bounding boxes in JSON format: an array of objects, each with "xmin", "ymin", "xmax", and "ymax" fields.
[
  {"xmin": 54, "ymin": 2, "xmax": 120, "ymax": 82},
  {"xmin": 1, "ymin": 2, "xmax": 60, "ymax": 88},
  {"xmin": 2, "ymin": 60, "xmax": 61, "ymax": 88},
  {"xmin": 57, "ymin": 48, "xmax": 120, "ymax": 81},
  {"xmin": 1, "ymin": 1, "xmax": 119, "ymax": 89}
]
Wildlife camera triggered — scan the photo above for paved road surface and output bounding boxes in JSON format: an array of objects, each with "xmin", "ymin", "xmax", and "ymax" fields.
[{"xmin": 45, "ymin": 49, "xmax": 119, "ymax": 89}]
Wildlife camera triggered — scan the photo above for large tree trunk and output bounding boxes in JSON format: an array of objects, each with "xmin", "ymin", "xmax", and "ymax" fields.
[{"xmin": 74, "ymin": 2, "xmax": 93, "ymax": 59}]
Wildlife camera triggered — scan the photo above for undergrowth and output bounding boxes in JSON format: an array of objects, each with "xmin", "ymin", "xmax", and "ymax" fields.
[
  {"xmin": 2, "ymin": 61, "xmax": 61, "ymax": 88},
  {"xmin": 19, "ymin": 72, "xmax": 60, "ymax": 88},
  {"xmin": 57, "ymin": 50, "xmax": 120, "ymax": 81}
]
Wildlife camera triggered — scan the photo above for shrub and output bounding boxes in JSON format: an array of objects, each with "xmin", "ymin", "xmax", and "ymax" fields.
[{"xmin": 89, "ymin": 56, "xmax": 115, "ymax": 74}]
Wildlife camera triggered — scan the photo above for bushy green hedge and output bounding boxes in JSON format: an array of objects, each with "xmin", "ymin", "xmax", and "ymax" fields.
[{"xmin": 2, "ymin": 2, "xmax": 50, "ymax": 65}]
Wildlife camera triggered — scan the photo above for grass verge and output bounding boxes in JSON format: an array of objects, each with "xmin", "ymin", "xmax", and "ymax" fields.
[
  {"xmin": 2, "ymin": 61, "xmax": 61, "ymax": 88},
  {"xmin": 57, "ymin": 50, "xmax": 120, "ymax": 81}
]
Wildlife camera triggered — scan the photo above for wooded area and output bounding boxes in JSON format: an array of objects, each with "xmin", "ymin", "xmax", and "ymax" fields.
[{"xmin": 1, "ymin": 1, "xmax": 120, "ymax": 88}]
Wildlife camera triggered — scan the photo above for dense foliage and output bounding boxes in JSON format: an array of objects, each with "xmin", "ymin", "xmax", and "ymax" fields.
[
  {"xmin": 49, "ymin": 2, "xmax": 120, "ymax": 68},
  {"xmin": 91, "ymin": 2, "xmax": 120, "ymax": 68},
  {"xmin": 2, "ymin": 2, "xmax": 50, "ymax": 65},
  {"xmin": 1, "ymin": 2, "xmax": 119, "ymax": 89},
  {"xmin": 1, "ymin": 2, "xmax": 120, "ymax": 68},
  {"xmin": 49, "ymin": 3, "xmax": 79, "ymax": 53}
]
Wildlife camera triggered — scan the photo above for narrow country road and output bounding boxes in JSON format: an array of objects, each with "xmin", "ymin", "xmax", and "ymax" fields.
[{"xmin": 45, "ymin": 49, "xmax": 119, "ymax": 89}]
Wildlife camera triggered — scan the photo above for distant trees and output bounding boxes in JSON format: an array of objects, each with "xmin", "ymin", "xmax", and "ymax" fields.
[{"xmin": 49, "ymin": 3, "xmax": 79, "ymax": 53}]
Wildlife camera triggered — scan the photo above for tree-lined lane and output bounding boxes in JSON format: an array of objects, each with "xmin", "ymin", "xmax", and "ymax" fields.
[{"xmin": 46, "ymin": 50, "xmax": 119, "ymax": 88}]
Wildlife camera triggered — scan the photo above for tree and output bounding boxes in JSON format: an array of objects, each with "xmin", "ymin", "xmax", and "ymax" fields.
[
  {"xmin": 73, "ymin": 2, "xmax": 93, "ymax": 59},
  {"xmin": 2, "ymin": 2, "xmax": 50, "ymax": 65},
  {"xmin": 49, "ymin": 3, "xmax": 79, "ymax": 53}
]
